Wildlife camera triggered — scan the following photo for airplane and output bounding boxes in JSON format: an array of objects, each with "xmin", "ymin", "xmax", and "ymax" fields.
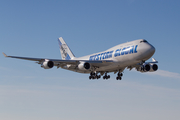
[{"xmin": 2, "ymin": 37, "xmax": 158, "ymax": 80}]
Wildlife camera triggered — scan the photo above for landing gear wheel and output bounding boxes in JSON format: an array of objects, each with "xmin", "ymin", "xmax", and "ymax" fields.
[
  {"xmin": 89, "ymin": 72, "xmax": 101, "ymax": 80},
  {"xmin": 120, "ymin": 73, "xmax": 123, "ymax": 77},
  {"xmin": 103, "ymin": 73, "xmax": 110, "ymax": 80},
  {"xmin": 97, "ymin": 75, "xmax": 101, "ymax": 79},
  {"xmin": 116, "ymin": 72, "xmax": 123, "ymax": 80},
  {"xmin": 116, "ymin": 77, "xmax": 121, "ymax": 80},
  {"xmin": 118, "ymin": 73, "xmax": 123, "ymax": 77},
  {"xmin": 108, "ymin": 75, "xmax": 110, "ymax": 79}
]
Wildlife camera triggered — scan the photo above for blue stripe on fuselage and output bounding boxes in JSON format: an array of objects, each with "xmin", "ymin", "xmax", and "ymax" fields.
[
  {"xmin": 89, "ymin": 45, "xmax": 138, "ymax": 60},
  {"xmin": 89, "ymin": 50, "xmax": 114, "ymax": 60},
  {"xmin": 114, "ymin": 45, "xmax": 138, "ymax": 58}
]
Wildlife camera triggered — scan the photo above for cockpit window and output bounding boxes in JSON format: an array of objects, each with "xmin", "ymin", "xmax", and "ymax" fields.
[{"xmin": 140, "ymin": 40, "xmax": 148, "ymax": 43}]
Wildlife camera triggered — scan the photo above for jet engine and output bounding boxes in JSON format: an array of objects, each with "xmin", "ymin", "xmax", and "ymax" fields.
[
  {"xmin": 78, "ymin": 62, "xmax": 91, "ymax": 70},
  {"xmin": 149, "ymin": 63, "xmax": 158, "ymax": 72},
  {"xmin": 41, "ymin": 60, "xmax": 54, "ymax": 69},
  {"xmin": 139, "ymin": 63, "xmax": 151, "ymax": 72}
]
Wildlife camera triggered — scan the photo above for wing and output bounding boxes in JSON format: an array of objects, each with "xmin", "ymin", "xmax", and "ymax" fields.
[
  {"xmin": 127, "ymin": 58, "xmax": 158, "ymax": 72},
  {"xmin": 2, "ymin": 52, "xmax": 113, "ymax": 68}
]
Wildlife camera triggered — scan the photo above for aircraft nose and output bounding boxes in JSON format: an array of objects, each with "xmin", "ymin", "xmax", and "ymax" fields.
[
  {"xmin": 150, "ymin": 45, "xmax": 155, "ymax": 53},
  {"xmin": 148, "ymin": 44, "xmax": 155, "ymax": 56},
  {"xmin": 141, "ymin": 43, "xmax": 156, "ymax": 60}
]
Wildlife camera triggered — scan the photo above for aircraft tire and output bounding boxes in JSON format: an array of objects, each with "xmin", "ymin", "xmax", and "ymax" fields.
[
  {"xmin": 120, "ymin": 73, "xmax": 123, "ymax": 76},
  {"xmin": 116, "ymin": 76, "xmax": 122, "ymax": 80},
  {"xmin": 108, "ymin": 75, "xmax": 110, "ymax": 79}
]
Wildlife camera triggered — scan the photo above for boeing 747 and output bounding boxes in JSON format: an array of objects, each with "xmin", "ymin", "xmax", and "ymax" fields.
[{"xmin": 3, "ymin": 37, "xmax": 158, "ymax": 80}]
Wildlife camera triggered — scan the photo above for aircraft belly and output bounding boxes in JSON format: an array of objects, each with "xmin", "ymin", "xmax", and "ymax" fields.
[{"xmin": 61, "ymin": 67, "xmax": 90, "ymax": 74}]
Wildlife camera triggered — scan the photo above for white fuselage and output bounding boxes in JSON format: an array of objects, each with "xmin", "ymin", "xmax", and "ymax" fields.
[{"xmin": 63, "ymin": 39, "xmax": 155, "ymax": 73}]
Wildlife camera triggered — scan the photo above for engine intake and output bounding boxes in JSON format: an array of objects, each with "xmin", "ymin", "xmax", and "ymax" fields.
[
  {"xmin": 139, "ymin": 63, "xmax": 151, "ymax": 72},
  {"xmin": 84, "ymin": 62, "xmax": 90, "ymax": 69},
  {"xmin": 78, "ymin": 62, "xmax": 91, "ymax": 70},
  {"xmin": 149, "ymin": 64, "xmax": 158, "ymax": 72},
  {"xmin": 41, "ymin": 60, "xmax": 54, "ymax": 69}
]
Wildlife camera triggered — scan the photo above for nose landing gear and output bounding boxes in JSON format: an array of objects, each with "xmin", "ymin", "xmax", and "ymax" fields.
[{"xmin": 116, "ymin": 72, "xmax": 123, "ymax": 80}]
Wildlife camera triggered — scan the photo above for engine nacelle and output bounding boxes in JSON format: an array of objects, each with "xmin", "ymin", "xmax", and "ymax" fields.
[
  {"xmin": 41, "ymin": 60, "xmax": 54, "ymax": 69},
  {"xmin": 78, "ymin": 62, "xmax": 91, "ymax": 70},
  {"xmin": 149, "ymin": 63, "xmax": 158, "ymax": 72},
  {"xmin": 139, "ymin": 63, "xmax": 151, "ymax": 72}
]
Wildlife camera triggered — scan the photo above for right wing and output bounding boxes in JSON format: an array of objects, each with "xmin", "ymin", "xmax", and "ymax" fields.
[
  {"xmin": 127, "ymin": 58, "xmax": 158, "ymax": 72},
  {"xmin": 2, "ymin": 52, "xmax": 113, "ymax": 68}
]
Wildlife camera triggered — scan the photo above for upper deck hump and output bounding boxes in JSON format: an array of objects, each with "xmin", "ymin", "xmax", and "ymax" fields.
[{"xmin": 106, "ymin": 39, "xmax": 144, "ymax": 51}]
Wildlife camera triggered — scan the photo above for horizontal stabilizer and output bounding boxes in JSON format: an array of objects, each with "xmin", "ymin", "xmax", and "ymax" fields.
[{"xmin": 152, "ymin": 58, "xmax": 158, "ymax": 63}]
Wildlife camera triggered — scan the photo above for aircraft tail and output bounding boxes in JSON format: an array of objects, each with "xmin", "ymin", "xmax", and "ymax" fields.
[{"xmin": 58, "ymin": 37, "xmax": 75, "ymax": 60}]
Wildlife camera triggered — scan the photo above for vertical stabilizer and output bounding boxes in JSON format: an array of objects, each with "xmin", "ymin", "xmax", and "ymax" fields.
[{"xmin": 58, "ymin": 37, "xmax": 75, "ymax": 60}]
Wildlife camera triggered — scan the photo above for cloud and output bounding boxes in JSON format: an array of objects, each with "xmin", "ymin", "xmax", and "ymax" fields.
[
  {"xmin": 146, "ymin": 69, "xmax": 180, "ymax": 79},
  {"xmin": 0, "ymin": 80, "xmax": 180, "ymax": 120}
]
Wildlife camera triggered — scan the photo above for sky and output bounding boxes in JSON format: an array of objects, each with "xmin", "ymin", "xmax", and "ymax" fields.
[{"xmin": 0, "ymin": 0, "xmax": 180, "ymax": 120}]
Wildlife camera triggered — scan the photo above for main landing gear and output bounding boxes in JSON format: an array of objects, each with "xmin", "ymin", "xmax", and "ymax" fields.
[
  {"xmin": 116, "ymin": 72, "xmax": 123, "ymax": 80},
  {"xmin": 89, "ymin": 72, "xmax": 110, "ymax": 80},
  {"xmin": 103, "ymin": 73, "xmax": 110, "ymax": 80},
  {"xmin": 89, "ymin": 72, "xmax": 101, "ymax": 79},
  {"xmin": 89, "ymin": 72, "xmax": 123, "ymax": 80}
]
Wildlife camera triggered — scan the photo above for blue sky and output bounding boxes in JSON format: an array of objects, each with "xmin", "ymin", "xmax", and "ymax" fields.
[{"xmin": 0, "ymin": 0, "xmax": 180, "ymax": 120}]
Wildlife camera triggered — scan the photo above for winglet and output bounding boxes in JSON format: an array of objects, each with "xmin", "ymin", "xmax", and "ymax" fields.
[{"xmin": 2, "ymin": 52, "xmax": 8, "ymax": 57}]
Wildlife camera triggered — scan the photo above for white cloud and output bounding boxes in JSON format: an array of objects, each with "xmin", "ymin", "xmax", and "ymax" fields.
[
  {"xmin": 146, "ymin": 69, "xmax": 180, "ymax": 79},
  {"xmin": 0, "ymin": 80, "xmax": 180, "ymax": 120}
]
